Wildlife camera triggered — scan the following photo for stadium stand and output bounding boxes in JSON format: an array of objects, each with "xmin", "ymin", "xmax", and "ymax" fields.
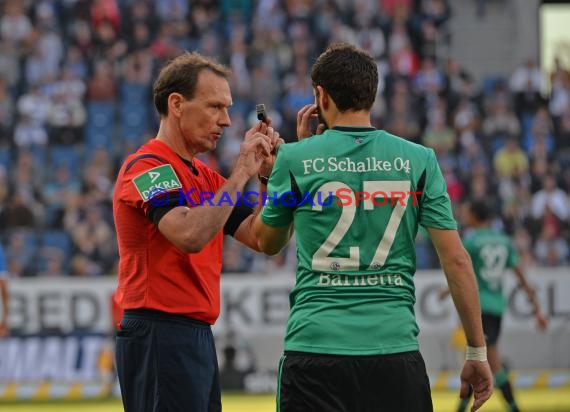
[{"xmin": 0, "ymin": 0, "xmax": 567, "ymax": 276}]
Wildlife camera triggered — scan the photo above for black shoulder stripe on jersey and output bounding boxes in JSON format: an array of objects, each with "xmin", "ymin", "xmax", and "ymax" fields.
[
  {"xmin": 417, "ymin": 168, "xmax": 426, "ymax": 219},
  {"xmin": 417, "ymin": 169, "xmax": 426, "ymax": 193},
  {"xmin": 289, "ymin": 171, "xmax": 302, "ymax": 211},
  {"xmin": 124, "ymin": 154, "xmax": 167, "ymax": 173}
]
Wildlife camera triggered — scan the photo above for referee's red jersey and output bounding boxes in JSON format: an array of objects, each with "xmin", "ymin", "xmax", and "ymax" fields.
[{"xmin": 113, "ymin": 139, "xmax": 225, "ymax": 324}]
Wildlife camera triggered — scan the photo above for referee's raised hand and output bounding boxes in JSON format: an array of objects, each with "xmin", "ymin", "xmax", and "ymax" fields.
[
  {"xmin": 259, "ymin": 123, "xmax": 284, "ymax": 179},
  {"xmin": 233, "ymin": 119, "xmax": 284, "ymax": 183},
  {"xmin": 233, "ymin": 122, "xmax": 273, "ymax": 180}
]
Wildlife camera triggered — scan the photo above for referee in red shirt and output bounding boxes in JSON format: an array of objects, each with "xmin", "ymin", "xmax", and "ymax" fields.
[{"xmin": 113, "ymin": 52, "xmax": 282, "ymax": 412}]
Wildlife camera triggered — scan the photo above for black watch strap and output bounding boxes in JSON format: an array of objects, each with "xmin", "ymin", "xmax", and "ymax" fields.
[{"xmin": 258, "ymin": 174, "xmax": 269, "ymax": 185}]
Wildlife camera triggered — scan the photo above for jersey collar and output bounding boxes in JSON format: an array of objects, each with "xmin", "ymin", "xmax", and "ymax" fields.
[{"xmin": 331, "ymin": 126, "xmax": 376, "ymax": 132}]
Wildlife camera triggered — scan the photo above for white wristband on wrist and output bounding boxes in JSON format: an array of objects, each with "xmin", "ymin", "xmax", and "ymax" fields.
[{"xmin": 465, "ymin": 346, "xmax": 487, "ymax": 361}]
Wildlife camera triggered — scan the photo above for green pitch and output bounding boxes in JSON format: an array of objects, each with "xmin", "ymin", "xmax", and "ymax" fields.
[{"xmin": 0, "ymin": 389, "xmax": 569, "ymax": 411}]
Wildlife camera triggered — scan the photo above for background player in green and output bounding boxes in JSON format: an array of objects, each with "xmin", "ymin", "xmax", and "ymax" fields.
[
  {"xmin": 254, "ymin": 43, "xmax": 493, "ymax": 412},
  {"xmin": 442, "ymin": 200, "xmax": 548, "ymax": 412},
  {"xmin": 0, "ymin": 244, "xmax": 9, "ymax": 337}
]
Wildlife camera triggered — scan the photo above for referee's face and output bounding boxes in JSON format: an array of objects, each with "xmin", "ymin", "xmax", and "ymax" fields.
[{"xmin": 178, "ymin": 70, "xmax": 232, "ymax": 155}]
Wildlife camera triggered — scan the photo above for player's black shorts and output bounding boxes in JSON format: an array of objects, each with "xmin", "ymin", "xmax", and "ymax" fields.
[
  {"xmin": 278, "ymin": 350, "xmax": 433, "ymax": 412},
  {"xmin": 482, "ymin": 313, "xmax": 502, "ymax": 346},
  {"xmin": 115, "ymin": 309, "xmax": 221, "ymax": 412}
]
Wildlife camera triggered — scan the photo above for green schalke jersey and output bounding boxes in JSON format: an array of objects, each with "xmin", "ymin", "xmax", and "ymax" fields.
[
  {"xmin": 261, "ymin": 127, "xmax": 457, "ymax": 355},
  {"xmin": 463, "ymin": 227, "xmax": 519, "ymax": 316}
]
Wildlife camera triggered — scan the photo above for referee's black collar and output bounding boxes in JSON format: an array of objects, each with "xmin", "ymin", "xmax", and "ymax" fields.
[
  {"xmin": 332, "ymin": 126, "xmax": 376, "ymax": 132},
  {"xmin": 177, "ymin": 155, "xmax": 200, "ymax": 176}
]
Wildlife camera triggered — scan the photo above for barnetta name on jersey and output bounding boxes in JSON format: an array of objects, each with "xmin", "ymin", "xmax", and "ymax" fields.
[
  {"xmin": 301, "ymin": 156, "xmax": 411, "ymax": 175},
  {"xmin": 317, "ymin": 273, "xmax": 404, "ymax": 287}
]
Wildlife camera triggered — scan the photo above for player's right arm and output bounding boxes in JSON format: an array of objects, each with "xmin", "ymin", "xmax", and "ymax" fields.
[
  {"xmin": 512, "ymin": 265, "xmax": 548, "ymax": 330},
  {"xmin": 0, "ymin": 278, "xmax": 8, "ymax": 337},
  {"xmin": 428, "ymin": 228, "xmax": 493, "ymax": 411},
  {"xmin": 0, "ymin": 245, "xmax": 9, "ymax": 337},
  {"xmin": 505, "ymin": 237, "xmax": 548, "ymax": 330}
]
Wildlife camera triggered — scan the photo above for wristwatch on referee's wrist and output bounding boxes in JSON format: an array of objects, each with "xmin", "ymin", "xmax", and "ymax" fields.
[{"xmin": 258, "ymin": 173, "xmax": 270, "ymax": 185}]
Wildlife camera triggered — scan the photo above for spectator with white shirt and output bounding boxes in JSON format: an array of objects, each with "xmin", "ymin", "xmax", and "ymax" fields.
[
  {"xmin": 530, "ymin": 174, "xmax": 569, "ymax": 222},
  {"xmin": 510, "ymin": 58, "xmax": 542, "ymax": 95},
  {"xmin": 534, "ymin": 207, "xmax": 569, "ymax": 266},
  {"xmin": 0, "ymin": 0, "xmax": 32, "ymax": 46}
]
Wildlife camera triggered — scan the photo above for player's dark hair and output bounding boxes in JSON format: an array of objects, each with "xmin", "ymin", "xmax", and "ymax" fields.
[
  {"xmin": 311, "ymin": 43, "xmax": 378, "ymax": 112},
  {"xmin": 469, "ymin": 199, "xmax": 492, "ymax": 222},
  {"xmin": 153, "ymin": 51, "xmax": 231, "ymax": 116}
]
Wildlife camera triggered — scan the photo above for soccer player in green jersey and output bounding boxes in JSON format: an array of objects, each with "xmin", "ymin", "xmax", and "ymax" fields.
[
  {"xmin": 253, "ymin": 43, "xmax": 493, "ymax": 412},
  {"xmin": 453, "ymin": 200, "xmax": 548, "ymax": 412}
]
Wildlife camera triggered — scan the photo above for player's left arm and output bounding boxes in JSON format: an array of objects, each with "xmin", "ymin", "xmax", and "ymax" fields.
[
  {"xmin": 428, "ymin": 228, "xmax": 493, "ymax": 411},
  {"xmin": 232, "ymin": 203, "xmax": 294, "ymax": 253},
  {"xmin": 512, "ymin": 265, "xmax": 548, "ymax": 330},
  {"xmin": 251, "ymin": 140, "xmax": 295, "ymax": 255},
  {"xmin": 231, "ymin": 202, "xmax": 293, "ymax": 253}
]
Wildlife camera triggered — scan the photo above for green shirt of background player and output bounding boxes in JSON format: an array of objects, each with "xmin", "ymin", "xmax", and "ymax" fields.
[
  {"xmin": 253, "ymin": 43, "xmax": 493, "ymax": 412},
  {"xmin": 444, "ymin": 200, "xmax": 548, "ymax": 412}
]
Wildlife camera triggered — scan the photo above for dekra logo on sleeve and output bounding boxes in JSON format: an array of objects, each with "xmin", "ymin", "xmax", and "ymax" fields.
[{"xmin": 133, "ymin": 164, "xmax": 182, "ymax": 201}]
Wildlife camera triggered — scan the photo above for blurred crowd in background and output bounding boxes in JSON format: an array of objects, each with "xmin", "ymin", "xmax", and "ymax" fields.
[{"xmin": 0, "ymin": 0, "xmax": 568, "ymax": 277}]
